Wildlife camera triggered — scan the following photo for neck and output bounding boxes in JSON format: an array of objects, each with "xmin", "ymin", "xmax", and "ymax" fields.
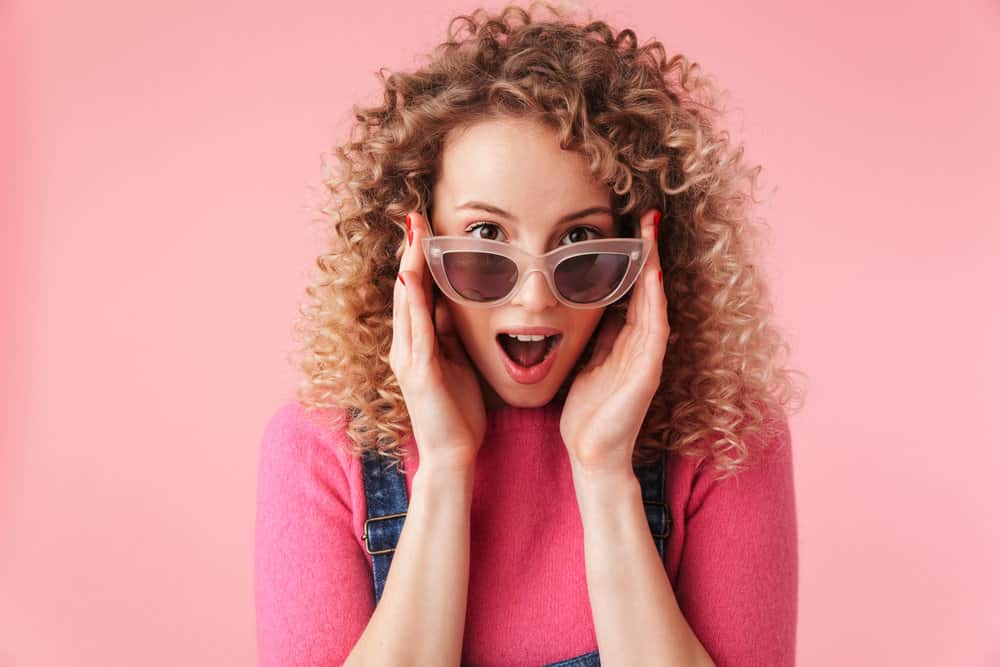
[{"xmin": 479, "ymin": 377, "xmax": 571, "ymax": 413}]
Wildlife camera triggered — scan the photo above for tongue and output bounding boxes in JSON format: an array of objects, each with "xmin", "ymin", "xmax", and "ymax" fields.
[{"xmin": 504, "ymin": 338, "xmax": 549, "ymax": 367}]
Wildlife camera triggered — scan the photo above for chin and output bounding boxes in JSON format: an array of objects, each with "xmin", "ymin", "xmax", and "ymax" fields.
[
  {"xmin": 486, "ymin": 367, "xmax": 572, "ymax": 410},
  {"xmin": 499, "ymin": 391, "xmax": 555, "ymax": 409}
]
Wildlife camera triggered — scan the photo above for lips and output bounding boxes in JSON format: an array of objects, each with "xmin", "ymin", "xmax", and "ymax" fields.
[
  {"xmin": 496, "ymin": 332, "xmax": 562, "ymax": 384},
  {"xmin": 496, "ymin": 325, "xmax": 563, "ymax": 336}
]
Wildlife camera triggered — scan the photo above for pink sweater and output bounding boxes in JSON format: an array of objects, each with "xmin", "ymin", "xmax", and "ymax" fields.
[{"xmin": 254, "ymin": 400, "xmax": 798, "ymax": 666}]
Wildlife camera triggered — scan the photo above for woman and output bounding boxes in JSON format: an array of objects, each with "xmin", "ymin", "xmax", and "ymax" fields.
[{"xmin": 255, "ymin": 3, "xmax": 806, "ymax": 665}]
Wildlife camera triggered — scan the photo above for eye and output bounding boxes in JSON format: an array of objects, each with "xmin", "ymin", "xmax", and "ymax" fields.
[
  {"xmin": 563, "ymin": 227, "xmax": 604, "ymax": 243},
  {"xmin": 465, "ymin": 222, "xmax": 604, "ymax": 243},
  {"xmin": 465, "ymin": 222, "xmax": 503, "ymax": 241}
]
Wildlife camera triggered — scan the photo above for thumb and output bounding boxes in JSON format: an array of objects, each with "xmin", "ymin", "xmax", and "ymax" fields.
[{"xmin": 434, "ymin": 298, "xmax": 472, "ymax": 365}]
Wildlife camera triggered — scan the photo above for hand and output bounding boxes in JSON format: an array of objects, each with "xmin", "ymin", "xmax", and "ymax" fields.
[
  {"xmin": 559, "ymin": 208, "xmax": 672, "ymax": 474},
  {"xmin": 390, "ymin": 209, "xmax": 486, "ymax": 470}
]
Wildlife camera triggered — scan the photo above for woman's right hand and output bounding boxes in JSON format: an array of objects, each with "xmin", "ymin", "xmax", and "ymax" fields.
[{"xmin": 390, "ymin": 209, "xmax": 486, "ymax": 471}]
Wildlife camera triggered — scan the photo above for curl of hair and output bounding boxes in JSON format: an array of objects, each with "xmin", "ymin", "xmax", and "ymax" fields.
[{"xmin": 290, "ymin": 1, "xmax": 808, "ymax": 481}]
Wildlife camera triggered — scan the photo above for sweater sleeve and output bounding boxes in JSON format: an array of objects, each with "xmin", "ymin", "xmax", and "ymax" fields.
[
  {"xmin": 254, "ymin": 402, "xmax": 374, "ymax": 666},
  {"xmin": 674, "ymin": 417, "xmax": 799, "ymax": 667}
]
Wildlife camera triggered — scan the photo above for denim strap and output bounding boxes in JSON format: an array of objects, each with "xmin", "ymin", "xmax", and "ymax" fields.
[
  {"xmin": 360, "ymin": 448, "xmax": 672, "ymax": 667},
  {"xmin": 633, "ymin": 450, "xmax": 672, "ymax": 559},
  {"xmin": 359, "ymin": 450, "xmax": 410, "ymax": 604}
]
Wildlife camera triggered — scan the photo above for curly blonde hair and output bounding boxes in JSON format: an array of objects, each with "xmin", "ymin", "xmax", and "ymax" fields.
[{"xmin": 290, "ymin": 1, "xmax": 807, "ymax": 481}]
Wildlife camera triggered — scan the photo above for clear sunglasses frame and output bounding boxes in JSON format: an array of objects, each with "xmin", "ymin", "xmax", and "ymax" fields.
[{"xmin": 420, "ymin": 235, "xmax": 653, "ymax": 310}]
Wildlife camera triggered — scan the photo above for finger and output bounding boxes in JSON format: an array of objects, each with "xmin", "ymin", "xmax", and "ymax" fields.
[
  {"xmin": 407, "ymin": 211, "xmax": 440, "ymax": 362},
  {"xmin": 644, "ymin": 210, "xmax": 669, "ymax": 343},
  {"xmin": 403, "ymin": 266, "xmax": 438, "ymax": 367},
  {"xmin": 394, "ymin": 212, "xmax": 417, "ymax": 366},
  {"xmin": 399, "ymin": 210, "xmax": 428, "ymax": 363},
  {"xmin": 393, "ymin": 264, "xmax": 412, "ymax": 369},
  {"xmin": 642, "ymin": 257, "xmax": 666, "ymax": 358},
  {"xmin": 625, "ymin": 208, "xmax": 660, "ymax": 329},
  {"xmin": 407, "ymin": 209, "xmax": 435, "ymax": 315},
  {"xmin": 649, "ymin": 267, "xmax": 667, "ymax": 329}
]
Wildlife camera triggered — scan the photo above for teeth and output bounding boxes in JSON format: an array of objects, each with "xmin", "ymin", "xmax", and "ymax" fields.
[{"xmin": 504, "ymin": 333, "xmax": 555, "ymax": 342}]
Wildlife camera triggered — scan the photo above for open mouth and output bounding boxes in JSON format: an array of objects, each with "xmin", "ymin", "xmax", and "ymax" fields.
[{"xmin": 496, "ymin": 333, "xmax": 562, "ymax": 368}]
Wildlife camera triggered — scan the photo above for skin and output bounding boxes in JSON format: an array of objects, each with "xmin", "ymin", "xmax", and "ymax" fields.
[
  {"xmin": 393, "ymin": 117, "xmax": 714, "ymax": 663},
  {"xmin": 428, "ymin": 117, "xmax": 618, "ymax": 411}
]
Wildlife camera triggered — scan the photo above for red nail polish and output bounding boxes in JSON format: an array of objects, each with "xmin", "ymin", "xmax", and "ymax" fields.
[
  {"xmin": 653, "ymin": 211, "xmax": 661, "ymax": 240},
  {"xmin": 657, "ymin": 270, "xmax": 662, "ymax": 282},
  {"xmin": 406, "ymin": 214, "xmax": 412, "ymax": 246},
  {"xmin": 398, "ymin": 273, "xmax": 406, "ymax": 286}
]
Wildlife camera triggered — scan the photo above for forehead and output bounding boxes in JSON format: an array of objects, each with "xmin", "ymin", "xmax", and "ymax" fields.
[{"xmin": 432, "ymin": 118, "xmax": 611, "ymax": 218}]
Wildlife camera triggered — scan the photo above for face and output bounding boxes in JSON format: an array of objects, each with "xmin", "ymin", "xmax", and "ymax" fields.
[{"xmin": 429, "ymin": 117, "xmax": 619, "ymax": 410}]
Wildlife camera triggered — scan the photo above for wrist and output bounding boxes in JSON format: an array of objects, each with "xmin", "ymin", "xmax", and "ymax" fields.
[
  {"xmin": 569, "ymin": 455, "xmax": 637, "ymax": 493},
  {"xmin": 416, "ymin": 450, "xmax": 478, "ymax": 479},
  {"xmin": 568, "ymin": 447, "xmax": 634, "ymax": 482},
  {"xmin": 412, "ymin": 458, "xmax": 476, "ymax": 507},
  {"xmin": 569, "ymin": 459, "xmax": 642, "ymax": 524}
]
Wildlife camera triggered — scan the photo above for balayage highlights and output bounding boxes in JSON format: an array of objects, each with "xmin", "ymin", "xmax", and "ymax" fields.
[{"xmin": 291, "ymin": 2, "xmax": 807, "ymax": 481}]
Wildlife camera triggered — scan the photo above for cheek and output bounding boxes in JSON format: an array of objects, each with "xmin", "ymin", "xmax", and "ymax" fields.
[
  {"xmin": 579, "ymin": 311, "xmax": 609, "ymax": 340},
  {"xmin": 568, "ymin": 311, "xmax": 611, "ymax": 355},
  {"xmin": 443, "ymin": 303, "xmax": 491, "ymax": 349}
]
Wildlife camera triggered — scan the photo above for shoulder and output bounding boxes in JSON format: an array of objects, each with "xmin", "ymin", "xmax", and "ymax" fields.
[
  {"xmin": 669, "ymin": 411, "xmax": 799, "ymax": 667},
  {"xmin": 678, "ymin": 409, "xmax": 796, "ymax": 519},
  {"xmin": 260, "ymin": 399, "xmax": 351, "ymax": 449},
  {"xmin": 257, "ymin": 400, "xmax": 357, "ymax": 490}
]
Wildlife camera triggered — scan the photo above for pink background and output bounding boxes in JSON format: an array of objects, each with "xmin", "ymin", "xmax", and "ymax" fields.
[{"xmin": 3, "ymin": 1, "xmax": 999, "ymax": 665}]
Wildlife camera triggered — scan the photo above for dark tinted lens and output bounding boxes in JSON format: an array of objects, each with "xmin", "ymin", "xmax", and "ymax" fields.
[
  {"xmin": 442, "ymin": 251, "xmax": 517, "ymax": 302},
  {"xmin": 554, "ymin": 253, "xmax": 629, "ymax": 303}
]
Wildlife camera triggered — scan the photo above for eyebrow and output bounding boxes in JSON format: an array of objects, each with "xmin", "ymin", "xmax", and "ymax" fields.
[{"xmin": 455, "ymin": 201, "xmax": 614, "ymax": 226}]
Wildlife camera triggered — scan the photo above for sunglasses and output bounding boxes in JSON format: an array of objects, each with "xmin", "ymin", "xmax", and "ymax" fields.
[{"xmin": 420, "ymin": 234, "xmax": 652, "ymax": 309}]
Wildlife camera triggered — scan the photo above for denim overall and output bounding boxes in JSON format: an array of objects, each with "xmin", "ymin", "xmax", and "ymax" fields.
[{"xmin": 360, "ymin": 448, "xmax": 672, "ymax": 667}]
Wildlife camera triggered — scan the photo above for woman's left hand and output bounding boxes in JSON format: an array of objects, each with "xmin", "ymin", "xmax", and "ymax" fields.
[{"xmin": 560, "ymin": 208, "xmax": 672, "ymax": 475}]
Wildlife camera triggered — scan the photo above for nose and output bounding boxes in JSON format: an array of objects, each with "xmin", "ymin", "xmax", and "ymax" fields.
[{"xmin": 510, "ymin": 269, "xmax": 558, "ymax": 310}]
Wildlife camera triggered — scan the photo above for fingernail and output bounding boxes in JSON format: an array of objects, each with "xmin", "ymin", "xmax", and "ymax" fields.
[
  {"xmin": 406, "ymin": 214, "xmax": 412, "ymax": 246},
  {"xmin": 653, "ymin": 211, "xmax": 661, "ymax": 240},
  {"xmin": 657, "ymin": 270, "xmax": 662, "ymax": 282},
  {"xmin": 398, "ymin": 273, "xmax": 406, "ymax": 287}
]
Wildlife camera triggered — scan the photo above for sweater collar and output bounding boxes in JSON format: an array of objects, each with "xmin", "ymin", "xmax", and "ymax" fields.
[{"xmin": 485, "ymin": 398, "xmax": 564, "ymax": 435}]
